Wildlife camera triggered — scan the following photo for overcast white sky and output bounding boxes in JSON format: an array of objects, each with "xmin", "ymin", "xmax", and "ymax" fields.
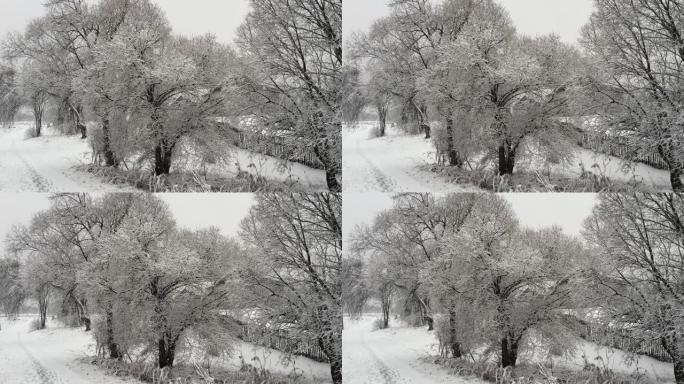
[
  {"xmin": 343, "ymin": 0, "xmax": 596, "ymax": 46},
  {"xmin": 0, "ymin": 193, "xmax": 255, "ymax": 257},
  {"xmin": 344, "ymin": 193, "xmax": 598, "ymax": 241},
  {"xmin": 0, "ymin": 0, "xmax": 250, "ymax": 45}
]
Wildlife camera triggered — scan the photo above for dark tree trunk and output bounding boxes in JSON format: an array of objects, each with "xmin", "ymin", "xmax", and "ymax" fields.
[
  {"xmin": 106, "ymin": 309, "xmax": 121, "ymax": 360},
  {"xmin": 425, "ymin": 315, "xmax": 434, "ymax": 331},
  {"xmin": 312, "ymin": 135, "xmax": 341, "ymax": 192},
  {"xmin": 326, "ymin": 167, "xmax": 340, "ymax": 192},
  {"xmin": 154, "ymin": 140, "xmax": 175, "ymax": 176},
  {"xmin": 74, "ymin": 298, "xmax": 90, "ymax": 332},
  {"xmin": 377, "ymin": 105, "xmax": 387, "ymax": 137},
  {"xmin": 75, "ymin": 105, "xmax": 86, "ymax": 139},
  {"xmin": 421, "ymin": 123, "xmax": 431, "ymax": 139},
  {"xmin": 101, "ymin": 118, "xmax": 117, "ymax": 167},
  {"xmin": 657, "ymin": 146, "xmax": 683, "ymax": 191},
  {"xmin": 318, "ymin": 335, "xmax": 342, "ymax": 384},
  {"xmin": 37, "ymin": 288, "xmax": 48, "ymax": 330},
  {"xmin": 34, "ymin": 113, "xmax": 42, "ymax": 137},
  {"xmin": 157, "ymin": 335, "xmax": 178, "ymax": 368},
  {"xmin": 381, "ymin": 292, "xmax": 391, "ymax": 329},
  {"xmin": 329, "ymin": 356, "xmax": 342, "ymax": 384},
  {"xmin": 671, "ymin": 168, "xmax": 683, "ymax": 192},
  {"xmin": 78, "ymin": 123, "xmax": 87, "ymax": 139},
  {"xmin": 498, "ymin": 142, "xmax": 516, "ymax": 175},
  {"xmin": 445, "ymin": 115, "xmax": 461, "ymax": 167},
  {"xmin": 448, "ymin": 307, "xmax": 462, "ymax": 358},
  {"xmin": 674, "ymin": 359, "xmax": 684, "ymax": 384},
  {"xmin": 501, "ymin": 335, "xmax": 519, "ymax": 367},
  {"xmin": 662, "ymin": 336, "xmax": 684, "ymax": 383},
  {"xmin": 82, "ymin": 316, "xmax": 91, "ymax": 332}
]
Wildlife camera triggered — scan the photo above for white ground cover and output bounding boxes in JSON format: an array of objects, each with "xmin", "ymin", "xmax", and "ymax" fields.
[
  {"xmin": 0, "ymin": 122, "xmax": 327, "ymax": 192},
  {"xmin": 343, "ymin": 315, "xmax": 487, "ymax": 384},
  {"xmin": 0, "ymin": 124, "xmax": 133, "ymax": 192},
  {"xmin": 343, "ymin": 123, "xmax": 480, "ymax": 193},
  {"xmin": 204, "ymin": 339, "xmax": 333, "ymax": 383},
  {"xmin": 0, "ymin": 316, "xmax": 137, "ymax": 384},
  {"xmin": 0, "ymin": 316, "xmax": 332, "ymax": 384},
  {"xmin": 343, "ymin": 315, "xmax": 676, "ymax": 384},
  {"xmin": 344, "ymin": 121, "xmax": 673, "ymax": 192}
]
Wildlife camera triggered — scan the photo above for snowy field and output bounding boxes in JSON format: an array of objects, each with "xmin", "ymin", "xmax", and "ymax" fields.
[
  {"xmin": 343, "ymin": 123, "xmax": 480, "ymax": 193},
  {"xmin": 214, "ymin": 340, "xmax": 332, "ymax": 383},
  {"xmin": 343, "ymin": 316, "xmax": 676, "ymax": 384},
  {"xmin": 0, "ymin": 316, "xmax": 331, "ymax": 384},
  {"xmin": 0, "ymin": 123, "xmax": 327, "ymax": 192},
  {"xmin": 343, "ymin": 122, "xmax": 673, "ymax": 192},
  {"xmin": 0, "ymin": 124, "xmax": 134, "ymax": 192},
  {"xmin": 343, "ymin": 316, "xmax": 487, "ymax": 384},
  {"xmin": 196, "ymin": 146, "xmax": 328, "ymax": 191},
  {"xmin": 0, "ymin": 316, "xmax": 137, "ymax": 384}
]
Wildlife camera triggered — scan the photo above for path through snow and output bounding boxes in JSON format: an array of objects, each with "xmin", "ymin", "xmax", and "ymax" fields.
[
  {"xmin": 344, "ymin": 121, "xmax": 674, "ymax": 192},
  {"xmin": 0, "ymin": 317, "xmax": 137, "ymax": 384},
  {"xmin": 343, "ymin": 123, "xmax": 478, "ymax": 193},
  {"xmin": 344, "ymin": 315, "xmax": 677, "ymax": 384},
  {"xmin": 0, "ymin": 124, "xmax": 132, "ymax": 192},
  {"xmin": 342, "ymin": 316, "xmax": 485, "ymax": 384}
]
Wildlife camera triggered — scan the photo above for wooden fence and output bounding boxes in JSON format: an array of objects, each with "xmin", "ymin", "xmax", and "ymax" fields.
[
  {"xmin": 570, "ymin": 319, "xmax": 672, "ymax": 363},
  {"xmin": 235, "ymin": 131, "xmax": 325, "ymax": 170},
  {"xmin": 239, "ymin": 325, "xmax": 329, "ymax": 363},
  {"xmin": 579, "ymin": 132, "xmax": 670, "ymax": 170}
]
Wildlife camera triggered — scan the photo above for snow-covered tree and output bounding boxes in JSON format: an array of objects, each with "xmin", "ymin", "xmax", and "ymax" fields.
[
  {"xmin": 0, "ymin": 258, "xmax": 26, "ymax": 318},
  {"xmin": 18, "ymin": 61, "xmax": 50, "ymax": 137},
  {"xmin": 235, "ymin": 0, "xmax": 343, "ymax": 191},
  {"xmin": 349, "ymin": 0, "xmax": 441, "ymax": 139},
  {"xmin": 584, "ymin": 193, "xmax": 684, "ymax": 383},
  {"xmin": 340, "ymin": 65, "xmax": 366, "ymax": 124},
  {"xmin": 352, "ymin": 193, "xmax": 480, "ymax": 329},
  {"xmin": 240, "ymin": 193, "xmax": 343, "ymax": 384},
  {"xmin": 0, "ymin": 65, "xmax": 21, "ymax": 126},
  {"xmin": 581, "ymin": 0, "xmax": 684, "ymax": 191},
  {"xmin": 89, "ymin": 194, "xmax": 239, "ymax": 368},
  {"xmin": 80, "ymin": 8, "xmax": 235, "ymax": 174}
]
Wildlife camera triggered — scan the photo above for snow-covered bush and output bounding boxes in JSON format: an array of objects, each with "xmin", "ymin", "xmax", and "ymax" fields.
[
  {"xmin": 28, "ymin": 318, "xmax": 42, "ymax": 332},
  {"xmin": 371, "ymin": 318, "xmax": 387, "ymax": 331}
]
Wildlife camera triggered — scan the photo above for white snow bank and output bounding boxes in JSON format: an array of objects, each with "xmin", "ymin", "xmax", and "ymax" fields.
[
  {"xmin": 0, "ymin": 316, "xmax": 138, "ymax": 384},
  {"xmin": 343, "ymin": 122, "xmax": 479, "ymax": 193},
  {"xmin": 344, "ymin": 315, "xmax": 676, "ymax": 384},
  {"xmin": 0, "ymin": 123, "xmax": 133, "ymax": 192},
  {"xmin": 343, "ymin": 316, "xmax": 486, "ymax": 384}
]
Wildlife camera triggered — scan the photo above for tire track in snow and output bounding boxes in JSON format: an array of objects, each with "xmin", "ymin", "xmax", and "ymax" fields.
[
  {"xmin": 359, "ymin": 326, "xmax": 403, "ymax": 384},
  {"xmin": 9, "ymin": 136, "xmax": 53, "ymax": 192},
  {"xmin": 353, "ymin": 138, "xmax": 397, "ymax": 192},
  {"xmin": 17, "ymin": 333, "xmax": 64, "ymax": 384}
]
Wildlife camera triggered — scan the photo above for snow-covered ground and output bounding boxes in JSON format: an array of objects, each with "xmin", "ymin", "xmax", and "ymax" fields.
[
  {"xmin": 344, "ymin": 315, "xmax": 676, "ymax": 384},
  {"xmin": 0, "ymin": 122, "xmax": 327, "ymax": 192},
  {"xmin": 344, "ymin": 121, "xmax": 673, "ymax": 192},
  {"xmin": 215, "ymin": 340, "xmax": 332, "ymax": 383},
  {"xmin": 343, "ymin": 316, "xmax": 486, "ymax": 384},
  {"xmin": 0, "ymin": 124, "xmax": 133, "ymax": 192},
  {"xmin": 522, "ymin": 146, "xmax": 673, "ymax": 190},
  {"xmin": 343, "ymin": 123, "xmax": 479, "ymax": 193},
  {"xmin": 208, "ymin": 147, "xmax": 327, "ymax": 191},
  {"xmin": 0, "ymin": 316, "xmax": 137, "ymax": 384},
  {"xmin": 0, "ymin": 316, "xmax": 332, "ymax": 384}
]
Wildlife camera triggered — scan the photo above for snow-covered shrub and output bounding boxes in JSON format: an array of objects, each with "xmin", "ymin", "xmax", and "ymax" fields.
[
  {"xmin": 28, "ymin": 318, "xmax": 42, "ymax": 332},
  {"xmin": 367, "ymin": 125, "xmax": 383, "ymax": 139},
  {"xmin": 371, "ymin": 318, "xmax": 387, "ymax": 331},
  {"xmin": 23, "ymin": 126, "xmax": 38, "ymax": 139}
]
